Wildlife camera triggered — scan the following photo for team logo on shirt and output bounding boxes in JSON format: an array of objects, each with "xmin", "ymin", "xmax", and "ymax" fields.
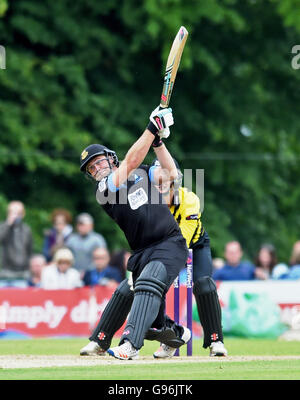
[
  {"xmin": 128, "ymin": 188, "xmax": 148, "ymax": 210},
  {"xmin": 186, "ymin": 214, "xmax": 198, "ymax": 220},
  {"xmin": 133, "ymin": 174, "xmax": 143, "ymax": 184}
]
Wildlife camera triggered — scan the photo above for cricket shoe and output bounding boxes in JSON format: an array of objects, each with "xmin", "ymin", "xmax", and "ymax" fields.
[
  {"xmin": 209, "ymin": 341, "xmax": 228, "ymax": 357},
  {"xmin": 80, "ymin": 341, "xmax": 106, "ymax": 356},
  {"xmin": 107, "ymin": 340, "xmax": 139, "ymax": 360},
  {"xmin": 153, "ymin": 326, "xmax": 191, "ymax": 359}
]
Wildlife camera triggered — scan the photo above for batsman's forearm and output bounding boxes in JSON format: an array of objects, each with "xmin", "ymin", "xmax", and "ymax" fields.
[
  {"xmin": 124, "ymin": 130, "xmax": 154, "ymax": 170},
  {"xmin": 153, "ymin": 144, "xmax": 178, "ymax": 181},
  {"xmin": 113, "ymin": 129, "xmax": 155, "ymax": 188}
]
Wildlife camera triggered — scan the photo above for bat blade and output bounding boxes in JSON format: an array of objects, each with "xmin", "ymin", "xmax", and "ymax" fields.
[{"xmin": 160, "ymin": 26, "xmax": 188, "ymax": 108}]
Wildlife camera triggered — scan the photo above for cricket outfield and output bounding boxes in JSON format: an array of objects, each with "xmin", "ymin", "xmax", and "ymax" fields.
[{"xmin": 0, "ymin": 337, "xmax": 299, "ymax": 380}]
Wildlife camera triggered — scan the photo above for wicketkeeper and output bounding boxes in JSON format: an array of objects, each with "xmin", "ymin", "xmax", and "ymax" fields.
[{"xmin": 151, "ymin": 158, "xmax": 227, "ymax": 357}]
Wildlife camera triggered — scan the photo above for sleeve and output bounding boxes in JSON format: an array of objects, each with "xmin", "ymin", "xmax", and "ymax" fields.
[
  {"xmin": 107, "ymin": 174, "xmax": 119, "ymax": 192},
  {"xmin": 178, "ymin": 192, "xmax": 201, "ymax": 248},
  {"xmin": 148, "ymin": 166, "xmax": 158, "ymax": 183},
  {"xmin": 108, "ymin": 268, "xmax": 122, "ymax": 283},
  {"xmin": 73, "ymin": 270, "xmax": 83, "ymax": 288},
  {"xmin": 83, "ymin": 271, "xmax": 91, "ymax": 286},
  {"xmin": 212, "ymin": 269, "xmax": 222, "ymax": 280},
  {"xmin": 0, "ymin": 222, "xmax": 9, "ymax": 242},
  {"xmin": 26, "ymin": 226, "xmax": 33, "ymax": 259},
  {"xmin": 40, "ymin": 266, "xmax": 54, "ymax": 289},
  {"xmin": 42, "ymin": 234, "xmax": 51, "ymax": 261},
  {"xmin": 96, "ymin": 234, "xmax": 107, "ymax": 248}
]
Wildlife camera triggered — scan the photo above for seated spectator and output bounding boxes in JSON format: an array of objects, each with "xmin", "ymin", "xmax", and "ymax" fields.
[
  {"xmin": 271, "ymin": 262, "xmax": 289, "ymax": 279},
  {"xmin": 66, "ymin": 213, "xmax": 107, "ymax": 275},
  {"xmin": 83, "ymin": 247, "xmax": 122, "ymax": 288},
  {"xmin": 110, "ymin": 249, "xmax": 132, "ymax": 281},
  {"xmin": 282, "ymin": 241, "xmax": 300, "ymax": 280},
  {"xmin": 40, "ymin": 248, "xmax": 82, "ymax": 289},
  {"xmin": 254, "ymin": 244, "xmax": 278, "ymax": 280},
  {"xmin": 212, "ymin": 241, "xmax": 255, "ymax": 281},
  {"xmin": 289, "ymin": 241, "xmax": 300, "ymax": 266},
  {"xmin": 0, "ymin": 200, "xmax": 33, "ymax": 277},
  {"xmin": 27, "ymin": 254, "xmax": 47, "ymax": 287},
  {"xmin": 270, "ymin": 241, "xmax": 300, "ymax": 279},
  {"xmin": 43, "ymin": 208, "xmax": 73, "ymax": 262},
  {"xmin": 212, "ymin": 257, "xmax": 225, "ymax": 271}
]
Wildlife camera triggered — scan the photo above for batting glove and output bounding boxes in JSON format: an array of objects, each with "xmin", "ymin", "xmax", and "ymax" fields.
[
  {"xmin": 147, "ymin": 106, "xmax": 174, "ymax": 139},
  {"xmin": 152, "ymin": 134, "xmax": 163, "ymax": 148}
]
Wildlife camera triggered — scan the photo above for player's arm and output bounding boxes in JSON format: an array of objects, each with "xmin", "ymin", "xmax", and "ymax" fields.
[
  {"xmin": 151, "ymin": 143, "xmax": 178, "ymax": 185},
  {"xmin": 111, "ymin": 107, "xmax": 174, "ymax": 188},
  {"xmin": 112, "ymin": 130, "xmax": 154, "ymax": 188}
]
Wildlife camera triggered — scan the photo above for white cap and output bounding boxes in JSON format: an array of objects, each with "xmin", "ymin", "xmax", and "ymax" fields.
[{"xmin": 53, "ymin": 248, "xmax": 74, "ymax": 264}]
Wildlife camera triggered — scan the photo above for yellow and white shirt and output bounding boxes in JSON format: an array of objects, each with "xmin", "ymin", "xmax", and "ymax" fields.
[{"xmin": 169, "ymin": 187, "xmax": 204, "ymax": 249}]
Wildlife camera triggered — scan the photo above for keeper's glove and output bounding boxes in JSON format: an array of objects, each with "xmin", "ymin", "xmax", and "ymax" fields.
[{"xmin": 147, "ymin": 106, "xmax": 174, "ymax": 139}]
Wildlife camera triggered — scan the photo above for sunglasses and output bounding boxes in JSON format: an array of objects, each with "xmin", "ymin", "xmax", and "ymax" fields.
[{"xmin": 87, "ymin": 158, "xmax": 110, "ymax": 175}]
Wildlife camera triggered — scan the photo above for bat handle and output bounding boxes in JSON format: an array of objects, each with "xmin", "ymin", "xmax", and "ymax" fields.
[
  {"xmin": 159, "ymin": 105, "xmax": 168, "ymax": 110},
  {"xmin": 160, "ymin": 127, "xmax": 170, "ymax": 139}
]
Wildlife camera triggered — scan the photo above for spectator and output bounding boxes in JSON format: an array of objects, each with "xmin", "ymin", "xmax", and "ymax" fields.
[
  {"xmin": 43, "ymin": 208, "xmax": 73, "ymax": 262},
  {"xmin": 40, "ymin": 248, "xmax": 82, "ymax": 289},
  {"xmin": 212, "ymin": 257, "xmax": 225, "ymax": 271},
  {"xmin": 83, "ymin": 247, "xmax": 122, "ymax": 288},
  {"xmin": 289, "ymin": 240, "xmax": 300, "ymax": 266},
  {"xmin": 66, "ymin": 213, "xmax": 107, "ymax": 274},
  {"xmin": 110, "ymin": 249, "xmax": 132, "ymax": 281},
  {"xmin": 281, "ymin": 241, "xmax": 300, "ymax": 280},
  {"xmin": 254, "ymin": 243, "xmax": 289, "ymax": 280},
  {"xmin": 271, "ymin": 262, "xmax": 289, "ymax": 279},
  {"xmin": 27, "ymin": 254, "xmax": 47, "ymax": 287},
  {"xmin": 0, "ymin": 201, "xmax": 33, "ymax": 277},
  {"xmin": 212, "ymin": 241, "xmax": 255, "ymax": 281},
  {"xmin": 254, "ymin": 244, "xmax": 278, "ymax": 280}
]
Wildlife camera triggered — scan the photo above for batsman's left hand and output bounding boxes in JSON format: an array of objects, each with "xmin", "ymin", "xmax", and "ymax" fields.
[{"xmin": 148, "ymin": 106, "xmax": 174, "ymax": 139}]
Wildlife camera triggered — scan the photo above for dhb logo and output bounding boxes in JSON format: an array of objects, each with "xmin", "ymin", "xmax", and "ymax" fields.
[
  {"xmin": 0, "ymin": 45, "xmax": 5, "ymax": 69},
  {"xmin": 291, "ymin": 45, "xmax": 300, "ymax": 70}
]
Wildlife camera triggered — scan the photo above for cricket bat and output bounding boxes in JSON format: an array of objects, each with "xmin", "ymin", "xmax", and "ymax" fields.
[{"xmin": 160, "ymin": 26, "xmax": 189, "ymax": 109}]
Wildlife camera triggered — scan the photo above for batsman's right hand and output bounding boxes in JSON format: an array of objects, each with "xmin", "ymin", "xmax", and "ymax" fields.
[{"xmin": 147, "ymin": 106, "xmax": 174, "ymax": 139}]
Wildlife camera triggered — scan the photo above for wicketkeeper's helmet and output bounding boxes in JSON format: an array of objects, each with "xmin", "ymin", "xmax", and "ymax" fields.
[
  {"xmin": 151, "ymin": 158, "xmax": 182, "ymax": 205},
  {"xmin": 151, "ymin": 158, "xmax": 182, "ymax": 183}
]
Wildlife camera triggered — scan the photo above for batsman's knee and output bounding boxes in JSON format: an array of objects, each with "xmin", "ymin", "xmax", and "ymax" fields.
[
  {"xmin": 193, "ymin": 276, "xmax": 217, "ymax": 296},
  {"xmin": 134, "ymin": 261, "xmax": 168, "ymax": 298},
  {"xmin": 117, "ymin": 278, "xmax": 134, "ymax": 298}
]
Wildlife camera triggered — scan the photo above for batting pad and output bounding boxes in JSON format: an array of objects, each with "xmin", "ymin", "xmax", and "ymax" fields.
[
  {"xmin": 193, "ymin": 276, "xmax": 223, "ymax": 348},
  {"xmin": 90, "ymin": 279, "xmax": 134, "ymax": 350}
]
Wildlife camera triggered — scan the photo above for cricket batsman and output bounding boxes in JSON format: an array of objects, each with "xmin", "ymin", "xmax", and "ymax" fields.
[{"xmin": 79, "ymin": 106, "xmax": 191, "ymax": 360}]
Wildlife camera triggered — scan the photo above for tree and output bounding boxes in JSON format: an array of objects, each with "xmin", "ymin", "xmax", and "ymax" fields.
[{"xmin": 0, "ymin": 0, "xmax": 299, "ymax": 263}]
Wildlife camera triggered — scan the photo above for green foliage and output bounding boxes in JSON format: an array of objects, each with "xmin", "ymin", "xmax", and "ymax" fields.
[{"xmin": 0, "ymin": 0, "xmax": 299, "ymax": 262}]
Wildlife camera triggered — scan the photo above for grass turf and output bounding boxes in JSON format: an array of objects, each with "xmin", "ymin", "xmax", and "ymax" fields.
[{"xmin": 0, "ymin": 337, "xmax": 300, "ymax": 380}]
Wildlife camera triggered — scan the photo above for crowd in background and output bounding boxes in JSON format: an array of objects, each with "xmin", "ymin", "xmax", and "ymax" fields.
[
  {"xmin": 0, "ymin": 201, "xmax": 131, "ymax": 289},
  {"xmin": 0, "ymin": 201, "xmax": 300, "ymax": 289},
  {"xmin": 212, "ymin": 240, "xmax": 300, "ymax": 281}
]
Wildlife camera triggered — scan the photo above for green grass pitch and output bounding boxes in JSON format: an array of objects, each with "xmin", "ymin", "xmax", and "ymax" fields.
[{"xmin": 0, "ymin": 337, "xmax": 300, "ymax": 380}]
